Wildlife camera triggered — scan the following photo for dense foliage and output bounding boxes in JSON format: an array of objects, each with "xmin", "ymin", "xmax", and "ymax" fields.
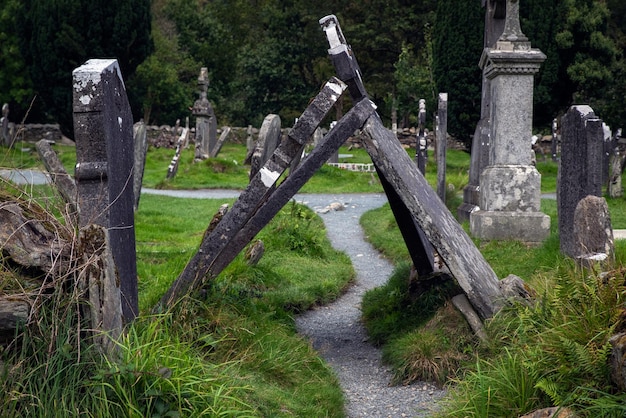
[{"xmin": 1, "ymin": 0, "xmax": 625, "ymax": 144}]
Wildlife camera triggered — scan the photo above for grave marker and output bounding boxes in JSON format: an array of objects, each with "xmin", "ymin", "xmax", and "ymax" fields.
[
  {"xmin": 250, "ymin": 114, "xmax": 281, "ymax": 179},
  {"xmin": 469, "ymin": 0, "xmax": 550, "ymax": 244},
  {"xmin": 416, "ymin": 98, "xmax": 427, "ymax": 173},
  {"xmin": 133, "ymin": 120, "xmax": 148, "ymax": 210},
  {"xmin": 558, "ymin": 105, "xmax": 604, "ymax": 257},
  {"xmin": 72, "ymin": 58, "xmax": 138, "ymax": 324},
  {"xmin": 1, "ymin": 103, "xmax": 10, "ymax": 146},
  {"xmin": 458, "ymin": 0, "xmax": 507, "ymax": 221},
  {"xmin": 192, "ymin": 67, "xmax": 217, "ymax": 160},
  {"xmin": 209, "ymin": 127, "xmax": 231, "ymax": 158}
]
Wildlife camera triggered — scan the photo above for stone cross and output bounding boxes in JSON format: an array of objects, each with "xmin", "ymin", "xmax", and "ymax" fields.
[
  {"xmin": 192, "ymin": 67, "xmax": 217, "ymax": 160},
  {"xmin": 72, "ymin": 59, "xmax": 138, "ymax": 324},
  {"xmin": 470, "ymin": 0, "xmax": 550, "ymax": 243},
  {"xmin": 457, "ymin": 0, "xmax": 508, "ymax": 221}
]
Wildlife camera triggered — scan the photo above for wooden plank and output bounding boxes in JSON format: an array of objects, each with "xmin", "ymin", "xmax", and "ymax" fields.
[
  {"xmin": 320, "ymin": 15, "xmax": 503, "ymax": 318},
  {"xmin": 36, "ymin": 139, "xmax": 78, "ymax": 215},
  {"xmin": 320, "ymin": 14, "xmax": 436, "ymax": 277},
  {"xmin": 206, "ymin": 98, "xmax": 377, "ymax": 283},
  {"xmin": 157, "ymin": 78, "xmax": 348, "ymax": 309},
  {"xmin": 360, "ymin": 117, "xmax": 503, "ymax": 318}
]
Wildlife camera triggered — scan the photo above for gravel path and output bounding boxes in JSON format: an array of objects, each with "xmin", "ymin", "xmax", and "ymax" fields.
[{"xmin": 293, "ymin": 193, "xmax": 445, "ymax": 417}]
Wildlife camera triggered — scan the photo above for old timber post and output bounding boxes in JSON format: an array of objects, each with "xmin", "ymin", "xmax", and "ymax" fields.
[
  {"xmin": 320, "ymin": 15, "xmax": 504, "ymax": 319},
  {"xmin": 157, "ymin": 78, "xmax": 376, "ymax": 310}
]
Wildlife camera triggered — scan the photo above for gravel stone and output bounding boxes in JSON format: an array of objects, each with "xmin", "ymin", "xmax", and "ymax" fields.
[{"xmin": 295, "ymin": 193, "xmax": 445, "ymax": 418}]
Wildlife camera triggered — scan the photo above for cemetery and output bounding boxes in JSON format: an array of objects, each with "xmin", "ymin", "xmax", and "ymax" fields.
[{"xmin": 2, "ymin": 1, "xmax": 626, "ymax": 417}]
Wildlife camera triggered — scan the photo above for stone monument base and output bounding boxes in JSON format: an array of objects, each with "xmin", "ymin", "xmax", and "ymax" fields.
[
  {"xmin": 470, "ymin": 210, "xmax": 550, "ymax": 243},
  {"xmin": 470, "ymin": 165, "xmax": 550, "ymax": 244}
]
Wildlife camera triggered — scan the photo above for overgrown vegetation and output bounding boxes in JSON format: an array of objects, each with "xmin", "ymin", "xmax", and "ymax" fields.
[
  {"xmin": 0, "ymin": 174, "xmax": 352, "ymax": 416},
  {"xmin": 359, "ymin": 158, "xmax": 626, "ymax": 416}
]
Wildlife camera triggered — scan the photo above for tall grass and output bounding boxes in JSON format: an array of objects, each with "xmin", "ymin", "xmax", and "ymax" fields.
[{"xmin": 0, "ymin": 180, "xmax": 350, "ymax": 416}]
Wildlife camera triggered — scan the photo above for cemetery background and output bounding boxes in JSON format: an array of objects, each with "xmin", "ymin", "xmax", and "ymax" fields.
[{"xmin": 3, "ymin": 0, "xmax": 624, "ymax": 418}]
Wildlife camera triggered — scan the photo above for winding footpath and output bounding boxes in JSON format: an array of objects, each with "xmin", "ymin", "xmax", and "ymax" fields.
[
  {"xmin": 293, "ymin": 193, "xmax": 445, "ymax": 417},
  {"xmin": 147, "ymin": 189, "xmax": 446, "ymax": 416}
]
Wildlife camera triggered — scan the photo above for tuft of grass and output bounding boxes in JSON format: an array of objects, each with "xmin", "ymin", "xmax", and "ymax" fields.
[{"xmin": 383, "ymin": 304, "xmax": 477, "ymax": 386}]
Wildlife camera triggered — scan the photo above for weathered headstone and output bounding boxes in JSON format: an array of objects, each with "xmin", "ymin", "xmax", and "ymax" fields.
[
  {"xmin": 436, "ymin": 93, "xmax": 448, "ymax": 202},
  {"xmin": 458, "ymin": 0, "xmax": 507, "ymax": 221},
  {"xmin": 133, "ymin": 120, "xmax": 148, "ymax": 210},
  {"xmin": 1, "ymin": 103, "xmax": 10, "ymax": 147},
  {"xmin": 609, "ymin": 128, "xmax": 625, "ymax": 197},
  {"xmin": 250, "ymin": 114, "xmax": 281, "ymax": 179},
  {"xmin": 209, "ymin": 127, "xmax": 231, "ymax": 158},
  {"xmin": 167, "ymin": 127, "xmax": 189, "ymax": 179},
  {"xmin": 572, "ymin": 195, "xmax": 614, "ymax": 266},
  {"xmin": 416, "ymin": 98, "xmax": 427, "ymax": 173},
  {"xmin": 192, "ymin": 67, "xmax": 217, "ymax": 161},
  {"xmin": 72, "ymin": 58, "xmax": 138, "ymax": 325},
  {"xmin": 558, "ymin": 105, "xmax": 604, "ymax": 257},
  {"xmin": 470, "ymin": 0, "xmax": 550, "ymax": 244}
]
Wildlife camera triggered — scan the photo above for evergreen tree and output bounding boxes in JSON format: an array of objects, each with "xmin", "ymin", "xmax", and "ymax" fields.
[
  {"xmin": 17, "ymin": 0, "xmax": 152, "ymax": 135},
  {"xmin": 432, "ymin": 0, "xmax": 483, "ymax": 146},
  {"xmin": 0, "ymin": 0, "xmax": 34, "ymax": 122}
]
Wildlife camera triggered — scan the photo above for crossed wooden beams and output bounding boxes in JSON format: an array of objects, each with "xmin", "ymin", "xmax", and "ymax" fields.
[{"xmin": 157, "ymin": 15, "xmax": 504, "ymax": 320}]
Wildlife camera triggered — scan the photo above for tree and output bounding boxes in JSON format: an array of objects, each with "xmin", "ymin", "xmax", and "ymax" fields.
[
  {"xmin": 432, "ymin": 0, "xmax": 483, "ymax": 146},
  {"xmin": 0, "ymin": 0, "xmax": 34, "ymax": 123},
  {"xmin": 17, "ymin": 0, "xmax": 152, "ymax": 135}
]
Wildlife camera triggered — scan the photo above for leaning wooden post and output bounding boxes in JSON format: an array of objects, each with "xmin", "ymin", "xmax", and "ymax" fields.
[
  {"xmin": 73, "ymin": 59, "xmax": 138, "ymax": 330},
  {"xmin": 320, "ymin": 15, "xmax": 504, "ymax": 318},
  {"xmin": 436, "ymin": 93, "xmax": 448, "ymax": 202},
  {"xmin": 157, "ymin": 78, "xmax": 348, "ymax": 310},
  {"xmin": 36, "ymin": 139, "xmax": 78, "ymax": 215}
]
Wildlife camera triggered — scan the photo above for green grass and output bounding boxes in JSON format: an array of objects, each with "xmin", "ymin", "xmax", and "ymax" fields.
[
  {"xmin": 358, "ymin": 157, "xmax": 626, "ymax": 416},
  {"xmin": 0, "ymin": 181, "xmax": 351, "ymax": 416}
]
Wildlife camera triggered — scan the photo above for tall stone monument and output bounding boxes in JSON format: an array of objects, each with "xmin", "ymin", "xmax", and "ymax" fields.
[
  {"xmin": 192, "ymin": 67, "xmax": 217, "ymax": 160},
  {"xmin": 458, "ymin": 0, "xmax": 507, "ymax": 221},
  {"xmin": 469, "ymin": 0, "xmax": 550, "ymax": 243}
]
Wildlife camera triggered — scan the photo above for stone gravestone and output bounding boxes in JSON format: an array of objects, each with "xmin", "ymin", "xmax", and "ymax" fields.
[
  {"xmin": 572, "ymin": 195, "xmax": 614, "ymax": 266},
  {"xmin": 209, "ymin": 126, "xmax": 231, "ymax": 158},
  {"xmin": 1, "ymin": 103, "xmax": 10, "ymax": 147},
  {"xmin": 192, "ymin": 67, "xmax": 217, "ymax": 161},
  {"xmin": 608, "ymin": 129, "xmax": 624, "ymax": 198},
  {"xmin": 470, "ymin": 0, "xmax": 550, "ymax": 243},
  {"xmin": 133, "ymin": 120, "xmax": 148, "ymax": 211},
  {"xmin": 458, "ymin": 0, "xmax": 507, "ymax": 221},
  {"xmin": 558, "ymin": 105, "xmax": 604, "ymax": 257},
  {"xmin": 72, "ymin": 59, "xmax": 138, "ymax": 326},
  {"xmin": 436, "ymin": 93, "xmax": 448, "ymax": 202},
  {"xmin": 250, "ymin": 114, "xmax": 281, "ymax": 179}
]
